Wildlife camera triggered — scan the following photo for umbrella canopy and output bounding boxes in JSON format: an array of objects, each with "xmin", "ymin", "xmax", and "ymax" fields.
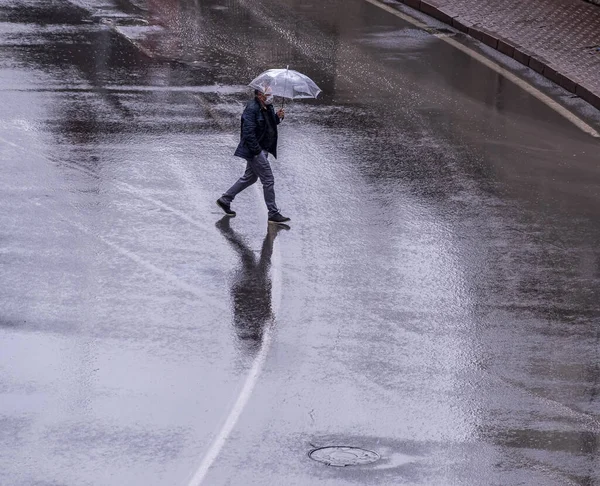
[{"xmin": 249, "ymin": 68, "xmax": 321, "ymax": 100}]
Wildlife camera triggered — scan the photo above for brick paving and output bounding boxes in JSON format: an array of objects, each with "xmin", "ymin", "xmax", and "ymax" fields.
[{"xmin": 396, "ymin": 0, "xmax": 600, "ymax": 111}]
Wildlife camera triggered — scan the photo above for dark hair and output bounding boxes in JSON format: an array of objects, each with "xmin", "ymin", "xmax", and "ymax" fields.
[{"xmin": 254, "ymin": 89, "xmax": 262, "ymax": 95}]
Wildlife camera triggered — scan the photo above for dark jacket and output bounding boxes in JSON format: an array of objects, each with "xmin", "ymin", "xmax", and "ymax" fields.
[{"xmin": 234, "ymin": 98, "xmax": 281, "ymax": 160}]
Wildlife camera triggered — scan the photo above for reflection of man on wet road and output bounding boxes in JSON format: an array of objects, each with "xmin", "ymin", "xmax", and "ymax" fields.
[
  {"xmin": 215, "ymin": 217, "xmax": 285, "ymax": 354},
  {"xmin": 217, "ymin": 89, "xmax": 291, "ymax": 225}
]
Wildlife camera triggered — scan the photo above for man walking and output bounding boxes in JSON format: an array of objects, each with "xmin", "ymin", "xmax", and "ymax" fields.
[{"xmin": 216, "ymin": 88, "xmax": 291, "ymax": 225}]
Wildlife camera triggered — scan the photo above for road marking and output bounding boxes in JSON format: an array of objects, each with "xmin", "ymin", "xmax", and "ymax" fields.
[
  {"xmin": 364, "ymin": 0, "xmax": 600, "ymax": 138},
  {"xmin": 13, "ymin": 121, "xmax": 278, "ymax": 482},
  {"xmin": 1, "ymin": 134, "xmax": 215, "ymax": 234},
  {"xmin": 0, "ymin": 134, "xmax": 22, "ymax": 149},
  {"xmin": 50, "ymin": 213, "xmax": 228, "ymax": 309},
  {"xmin": 186, "ymin": 184, "xmax": 282, "ymax": 486},
  {"xmin": 186, "ymin": 325, "xmax": 274, "ymax": 486},
  {"xmin": 116, "ymin": 180, "xmax": 210, "ymax": 231}
]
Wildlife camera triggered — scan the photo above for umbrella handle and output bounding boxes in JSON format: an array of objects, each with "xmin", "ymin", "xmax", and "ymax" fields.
[{"xmin": 282, "ymin": 65, "xmax": 289, "ymax": 112}]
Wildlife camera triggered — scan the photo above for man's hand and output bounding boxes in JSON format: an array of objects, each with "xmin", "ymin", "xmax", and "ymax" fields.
[{"xmin": 276, "ymin": 109, "xmax": 285, "ymax": 120}]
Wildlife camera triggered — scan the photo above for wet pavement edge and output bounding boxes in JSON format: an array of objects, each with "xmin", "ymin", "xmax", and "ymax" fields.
[{"xmin": 382, "ymin": 0, "xmax": 600, "ymax": 112}]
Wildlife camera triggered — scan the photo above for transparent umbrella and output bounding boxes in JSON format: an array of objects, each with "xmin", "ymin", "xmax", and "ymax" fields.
[{"xmin": 249, "ymin": 66, "xmax": 321, "ymax": 107}]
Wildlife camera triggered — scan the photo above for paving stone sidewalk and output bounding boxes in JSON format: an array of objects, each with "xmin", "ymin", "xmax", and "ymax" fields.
[{"xmin": 394, "ymin": 0, "xmax": 600, "ymax": 111}]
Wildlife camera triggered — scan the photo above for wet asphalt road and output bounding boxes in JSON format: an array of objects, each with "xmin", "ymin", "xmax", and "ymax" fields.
[{"xmin": 1, "ymin": 0, "xmax": 600, "ymax": 485}]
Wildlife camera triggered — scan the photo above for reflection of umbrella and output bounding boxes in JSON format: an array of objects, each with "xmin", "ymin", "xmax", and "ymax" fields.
[{"xmin": 249, "ymin": 67, "xmax": 321, "ymax": 105}]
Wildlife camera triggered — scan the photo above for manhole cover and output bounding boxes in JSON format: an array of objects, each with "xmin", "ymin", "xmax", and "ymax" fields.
[{"xmin": 309, "ymin": 446, "xmax": 380, "ymax": 467}]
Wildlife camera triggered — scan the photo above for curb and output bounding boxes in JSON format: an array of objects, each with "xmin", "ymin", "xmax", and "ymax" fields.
[{"xmin": 395, "ymin": 0, "xmax": 600, "ymax": 112}]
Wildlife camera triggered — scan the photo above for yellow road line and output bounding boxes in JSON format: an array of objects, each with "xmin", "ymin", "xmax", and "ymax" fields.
[{"xmin": 364, "ymin": 0, "xmax": 600, "ymax": 138}]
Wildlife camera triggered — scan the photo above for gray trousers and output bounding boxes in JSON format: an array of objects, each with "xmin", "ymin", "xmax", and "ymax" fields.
[{"xmin": 222, "ymin": 151, "xmax": 279, "ymax": 217}]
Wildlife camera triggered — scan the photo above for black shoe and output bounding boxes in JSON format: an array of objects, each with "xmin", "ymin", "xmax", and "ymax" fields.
[
  {"xmin": 268, "ymin": 213, "xmax": 291, "ymax": 224},
  {"xmin": 216, "ymin": 198, "xmax": 236, "ymax": 216}
]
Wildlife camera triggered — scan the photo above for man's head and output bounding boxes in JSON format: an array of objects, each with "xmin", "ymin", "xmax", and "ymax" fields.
[{"xmin": 255, "ymin": 88, "xmax": 274, "ymax": 105}]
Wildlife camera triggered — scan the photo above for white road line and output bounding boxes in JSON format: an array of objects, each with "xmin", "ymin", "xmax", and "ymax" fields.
[
  {"xmin": 2, "ymin": 137, "xmax": 213, "ymax": 234},
  {"xmin": 364, "ymin": 0, "xmax": 600, "ymax": 138},
  {"xmin": 186, "ymin": 321, "xmax": 274, "ymax": 486},
  {"xmin": 115, "ymin": 180, "xmax": 210, "ymax": 231},
  {"xmin": 0, "ymin": 134, "xmax": 22, "ymax": 149},
  {"xmin": 186, "ymin": 184, "xmax": 282, "ymax": 486},
  {"xmin": 54, "ymin": 214, "xmax": 228, "ymax": 310}
]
